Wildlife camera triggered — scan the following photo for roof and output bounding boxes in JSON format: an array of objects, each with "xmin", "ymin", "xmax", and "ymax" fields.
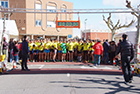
[{"xmin": 0, "ymin": 20, "xmax": 19, "ymax": 36}]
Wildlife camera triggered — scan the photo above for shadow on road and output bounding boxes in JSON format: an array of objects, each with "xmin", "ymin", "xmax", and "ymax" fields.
[{"xmin": 51, "ymin": 76, "xmax": 140, "ymax": 94}]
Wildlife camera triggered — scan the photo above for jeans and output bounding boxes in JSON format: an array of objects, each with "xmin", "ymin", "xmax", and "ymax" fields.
[
  {"xmin": 14, "ymin": 55, "xmax": 19, "ymax": 64},
  {"xmin": 102, "ymin": 52, "xmax": 109, "ymax": 63},
  {"xmin": 10, "ymin": 49, "xmax": 13, "ymax": 62},
  {"xmin": 94, "ymin": 54, "xmax": 101, "ymax": 65}
]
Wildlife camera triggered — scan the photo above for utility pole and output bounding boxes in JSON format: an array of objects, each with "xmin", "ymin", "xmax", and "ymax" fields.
[
  {"xmin": 84, "ymin": 19, "xmax": 87, "ymax": 40},
  {"xmin": 0, "ymin": 13, "xmax": 6, "ymax": 56},
  {"xmin": 0, "ymin": 13, "xmax": 12, "ymax": 57}
]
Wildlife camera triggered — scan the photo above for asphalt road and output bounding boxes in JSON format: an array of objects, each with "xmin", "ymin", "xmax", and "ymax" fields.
[{"xmin": 0, "ymin": 74, "xmax": 140, "ymax": 94}]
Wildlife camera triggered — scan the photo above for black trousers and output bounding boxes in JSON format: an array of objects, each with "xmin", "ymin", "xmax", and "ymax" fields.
[
  {"xmin": 110, "ymin": 51, "xmax": 115, "ymax": 64},
  {"xmin": 21, "ymin": 54, "xmax": 28, "ymax": 70},
  {"xmin": 121, "ymin": 55, "xmax": 133, "ymax": 82}
]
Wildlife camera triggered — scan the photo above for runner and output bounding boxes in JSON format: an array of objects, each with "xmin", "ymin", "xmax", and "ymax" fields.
[
  {"xmin": 44, "ymin": 39, "xmax": 50, "ymax": 62},
  {"xmin": 61, "ymin": 39, "xmax": 67, "ymax": 62}
]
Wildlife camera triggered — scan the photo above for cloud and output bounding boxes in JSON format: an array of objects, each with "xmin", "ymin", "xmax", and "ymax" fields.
[{"xmin": 103, "ymin": 0, "xmax": 140, "ymax": 7}]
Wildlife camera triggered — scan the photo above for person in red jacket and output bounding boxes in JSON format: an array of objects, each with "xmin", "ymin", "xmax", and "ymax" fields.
[{"xmin": 93, "ymin": 39, "xmax": 103, "ymax": 66}]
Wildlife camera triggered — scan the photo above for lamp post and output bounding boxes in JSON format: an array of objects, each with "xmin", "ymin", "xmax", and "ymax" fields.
[
  {"xmin": 0, "ymin": 12, "xmax": 12, "ymax": 57},
  {"xmin": 84, "ymin": 19, "xmax": 87, "ymax": 40}
]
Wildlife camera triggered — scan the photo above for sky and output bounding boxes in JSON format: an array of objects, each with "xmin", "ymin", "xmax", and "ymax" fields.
[{"xmin": 63, "ymin": 0, "xmax": 139, "ymax": 38}]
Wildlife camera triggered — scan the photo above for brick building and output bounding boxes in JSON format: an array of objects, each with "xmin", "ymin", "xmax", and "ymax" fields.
[
  {"xmin": 81, "ymin": 29, "xmax": 112, "ymax": 41},
  {"xmin": 0, "ymin": 0, "xmax": 73, "ymax": 39}
]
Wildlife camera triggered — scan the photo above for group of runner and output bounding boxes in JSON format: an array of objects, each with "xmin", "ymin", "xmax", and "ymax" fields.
[{"xmin": 28, "ymin": 38, "xmax": 96, "ymax": 63}]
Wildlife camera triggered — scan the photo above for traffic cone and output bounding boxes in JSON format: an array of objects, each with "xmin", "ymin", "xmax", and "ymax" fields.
[
  {"xmin": 27, "ymin": 59, "xmax": 29, "ymax": 63},
  {"xmin": 13, "ymin": 60, "xmax": 16, "ymax": 69},
  {"xmin": 113, "ymin": 58, "xmax": 116, "ymax": 66},
  {"xmin": 3, "ymin": 62, "xmax": 7, "ymax": 73},
  {"xmin": 131, "ymin": 65, "xmax": 135, "ymax": 74}
]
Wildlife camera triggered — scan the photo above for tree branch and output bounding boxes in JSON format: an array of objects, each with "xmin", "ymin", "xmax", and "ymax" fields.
[
  {"xmin": 126, "ymin": 0, "xmax": 139, "ymax": 17},
  {"xmin": 103, "ymin": 15, "xmax": 112, "ymax": 31},
  {"xmin": 131, "ymin": 12, "xmax": 139, "ymax": 18},
  {"xmin": 114, "ymin": 19, "xmax": 120, "ymax": 30},
  {"xmin": 116, "ymin": 20, "xmax": 135, "ymax": 30}
]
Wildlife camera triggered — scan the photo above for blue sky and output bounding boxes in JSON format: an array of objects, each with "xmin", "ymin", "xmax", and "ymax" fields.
[{"xmin": 63, "ymin": 0, "xmax": 139, "ymax": 38}]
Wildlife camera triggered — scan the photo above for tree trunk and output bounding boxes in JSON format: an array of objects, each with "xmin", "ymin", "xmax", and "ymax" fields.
[
  {"xmin": 134, "ymin": 15, "xmax": 140, "ymax": 63},
  {"xmin": 111, "ymin": 30, "xmax": 115, "ymax": 41}
]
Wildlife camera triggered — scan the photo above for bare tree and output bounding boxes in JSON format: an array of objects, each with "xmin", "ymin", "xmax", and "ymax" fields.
[
  {"xmin": 126, "ymin": 0, "xmax": 139, "ymax": 18},
  {"xmin": 103, "ymin": 13, "xmax": 134, "ymax": 41},
  {"xmin": 126, "ymin": 0, "xmax": 140, "ymax": 63}
]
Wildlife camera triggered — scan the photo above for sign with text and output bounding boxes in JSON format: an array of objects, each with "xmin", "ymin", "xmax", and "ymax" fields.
[{"xmin": 56, "ymin": 20, "xmax": 80, "ymax": 28}]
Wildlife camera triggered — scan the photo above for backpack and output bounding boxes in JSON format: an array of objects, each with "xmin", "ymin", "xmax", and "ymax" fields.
[{"xmin": 110, "ymin": 44, "xmax": 116, "ymax": 52}]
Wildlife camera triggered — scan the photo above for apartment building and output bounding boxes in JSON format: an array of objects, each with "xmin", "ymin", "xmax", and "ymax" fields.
[{"xmin": 0, "ymin": 0, "xmax": 73, "ymax": 39}]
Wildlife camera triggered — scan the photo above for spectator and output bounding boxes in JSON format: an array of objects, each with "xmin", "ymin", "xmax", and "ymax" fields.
[
  {"xmin": 21, "ymin": 35, "xmax": 30, "ymax": 71},
  {"xmin": 13, "ymin": 41, "xmax": 19, "ymax": 64},
  {"xmin": 102, "ymin": 39, "xmax": 110, "ymax": 64},
  {"xmin": 93, "ymin": 39, "xmax": 103, "ymax": 66},
  {"xmin": 115, "ymin": 34, "xmax": 134, "ymax": 84},
  {"xmin": 8, "ymin": 38, "xmax": 14, "ymax": 62},
  {"xmin": 117, "ymin": 39, "xmax": 122, "ymax": 46},
  {"xmin": 2, "ymin": 37, "xmax": 9, "ymax": 55},
  {"xmin": 110, "ymin": 41, "xmax": 117, "ymax": 64}
]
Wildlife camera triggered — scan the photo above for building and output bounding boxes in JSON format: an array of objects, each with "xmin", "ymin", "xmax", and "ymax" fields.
[
  {"xmin": 81, "ymin": 29, "xmax": 113, "ymax": 41},
  {"xmin": 0, "ymin": 0, "xmax": 73, "ymax": 40}
]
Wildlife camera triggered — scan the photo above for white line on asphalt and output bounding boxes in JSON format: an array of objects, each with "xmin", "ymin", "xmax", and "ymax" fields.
[
  {"xmin": 30, "ymin": 65, "xmax": 42, "ymax": 66},
  {"xmin": 67, "ymin": 73, "xmax": 70, "ymax": 77},
  {"xmin": 39, "ymin": 65, "xmax": 44, "ymax": 69},
  {"xmin": 81, "ymin": 66, "xmax": 97, "ymax": 69}
]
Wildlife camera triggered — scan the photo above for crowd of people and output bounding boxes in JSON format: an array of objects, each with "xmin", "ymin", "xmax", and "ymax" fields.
[
  {"xmin": 2, "ymin": 36, "xmax": 123, "ymax": 66},
  {"xmin": 2, "ymin": 34, "xmax": 135, "ymax": 83}
]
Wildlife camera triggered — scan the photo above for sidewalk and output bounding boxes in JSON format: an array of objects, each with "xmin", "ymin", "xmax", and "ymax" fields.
[{"xmin": 6, "ymin": 62, "xmax": 123, "ymax": 75}]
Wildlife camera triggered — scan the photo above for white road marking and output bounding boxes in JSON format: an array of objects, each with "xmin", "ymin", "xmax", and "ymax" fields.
[
  {"xmin": 81, "ymin": 66, "xmax": 97, "ymax": 69},
  {"xmin": 80, "ymin": 66, "xmax": 113, "ymax": 70},
  {"xmin": 39, "ymin": 65, "xmax": 44, "ymax": 69},
  {"xmin": 30, "ymin": 65, "xmax": 42, "ymax": 66},
  {"xmin": 67, "ymin": 73, "xmax": 70, "ymax": 77}
]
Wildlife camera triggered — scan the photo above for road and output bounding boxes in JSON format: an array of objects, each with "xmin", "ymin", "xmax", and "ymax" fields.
[{"xmin": 0, "ymin": 62, "xmax": 139, "ymax": 94}]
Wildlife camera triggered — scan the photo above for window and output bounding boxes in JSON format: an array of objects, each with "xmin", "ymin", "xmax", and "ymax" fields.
[
  {"xmin": 47, "ymin": 21, "xmax": 56, "ymax": 27},
  {"xmin": 61, "ymin": 8, "xmax": 66, "ymax": 12},
  {"xmin": 24, "ymin": 20, "xmax": 26, "ymax": 23},
  {"xmin": 2, "ymin": 18, "xmax": 8, "ymax": 20},
  {"xmin": 47, "ymin": 6, "xmax": 56, "ymax": 12},
  {"xmin": 35, "ymin": 20, "xmax": 41, "ymax": 26},
  {"xmin": 1, "ymin": 1, "xmax": 8, "ymax": 8},
  {"xmin": 35, "ymin": 4, "xmax": 42, "ymax": 10}
]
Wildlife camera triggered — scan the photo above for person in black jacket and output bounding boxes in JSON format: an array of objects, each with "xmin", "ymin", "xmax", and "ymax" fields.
[
  {"xmin": 21, "ymin": 35, "xmax": 30, "ymax": 71},
  {"xmin": 115, "ymin": 34, "xmax": 134, "ymax": 84}
]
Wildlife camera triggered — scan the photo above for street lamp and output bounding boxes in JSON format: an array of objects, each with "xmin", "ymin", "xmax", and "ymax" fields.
[
  {"xmin": 84, "ymin": 19, "xmax": 87, "ymax": 40},
  {"xmin": 0, "ymin": 12, "xmax": 12, "ymax": 56}
]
